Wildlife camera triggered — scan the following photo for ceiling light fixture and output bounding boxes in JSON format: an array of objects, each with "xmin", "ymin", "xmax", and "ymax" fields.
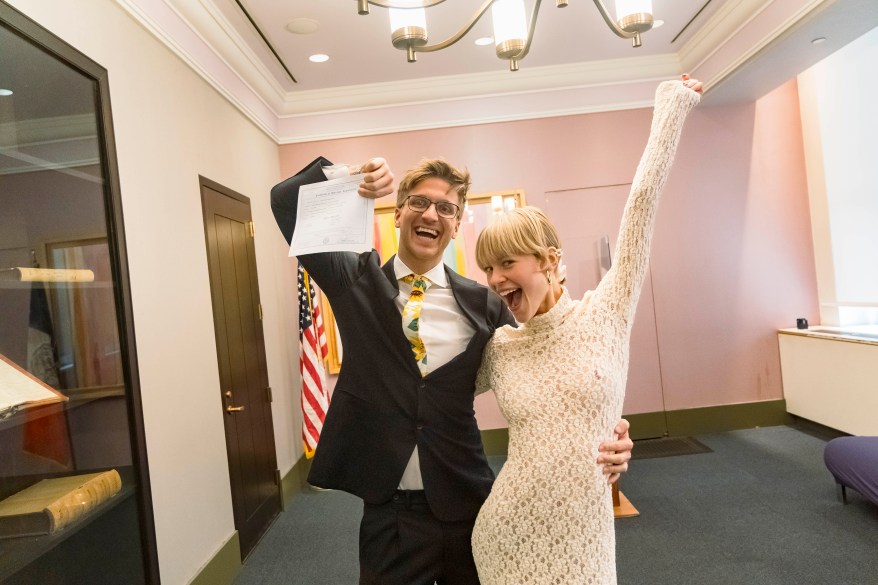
[
  {"xmin": 356, "ymin": 0, "xmax": 655, "ymax": 71},
  {"xmin": 309, "ymin": 54, "xmax": 330, "ymax": 63},
  {"xmin": 0, "ymin": 89, "xmax": 13, "ymax": 96}
]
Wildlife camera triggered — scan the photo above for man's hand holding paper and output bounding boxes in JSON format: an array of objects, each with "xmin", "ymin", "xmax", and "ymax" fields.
[
  {"xmin": 356, "ymin": 157, "xmax": 394, "ymax": 199},
  {"xmin": 288, "ymin": 158, "xmax": 395, "ymax": 256}
]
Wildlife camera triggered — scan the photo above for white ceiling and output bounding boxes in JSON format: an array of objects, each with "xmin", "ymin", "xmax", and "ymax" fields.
[
  {"xmin": 225, "ymin": 0, "xmax": 725, "ymax": 90},
  {"xmin": 117, "ymin": 0, "xmax": 878, "ymax": 142}
]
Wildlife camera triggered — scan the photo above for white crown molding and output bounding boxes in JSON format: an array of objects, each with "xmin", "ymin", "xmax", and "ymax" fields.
[
  {"xmin": 275, "ymin": 97, "xmax": 655, "ymax": 144},
  {"xmin": 114, "ymin": 0, "xmax": 281, "ymax": 141},
  {"xmin": 704, "ymin": 0, "xmax": 878, "ymax": 105},
  {"xmin": 280, "ymin": 54, "xmax": 682, "ymax": 116},
  {"xmin": 678, "ymin": 0, "xmax": 775, "ymax": 68},
  {"xmin": 276, "ymin": 77, "xmax": 669, "ymax": 144},
  {"xmin": 679, "ymin": 0, "xmax": 828, "ymax": 91},
  {"xmin": 185, "ymin": 0, "xmax": 290, "ymax": 100}
]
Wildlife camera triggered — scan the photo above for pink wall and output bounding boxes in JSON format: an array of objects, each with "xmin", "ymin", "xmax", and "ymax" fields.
[
  {"xmin": 279, "ymin": 79, "xmax": 818, "ymax": 426},
  {"xmin": 648, "ymin": 80, "xmax": 818, "ymax": 410}
]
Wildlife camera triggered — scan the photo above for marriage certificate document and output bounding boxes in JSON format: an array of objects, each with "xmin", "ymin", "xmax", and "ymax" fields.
[{"xmin": 289, "ymin": 174, "xmax": 375, "ymax": 256}]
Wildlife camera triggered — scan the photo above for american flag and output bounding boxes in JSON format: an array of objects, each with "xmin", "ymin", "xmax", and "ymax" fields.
[{"xmin": 298, "ymin": 265, "xmax": 329, "ymax": 458}]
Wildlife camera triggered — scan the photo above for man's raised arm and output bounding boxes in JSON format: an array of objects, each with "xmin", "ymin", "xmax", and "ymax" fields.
[{"xmin": 271, "ymin": 156, "xmax": 394, "ymax": 245}]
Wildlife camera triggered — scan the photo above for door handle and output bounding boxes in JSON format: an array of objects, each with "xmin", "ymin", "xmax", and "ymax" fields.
[{"xmin": 224, "ymin": 390, "xmax": 245, "ymax": 414}]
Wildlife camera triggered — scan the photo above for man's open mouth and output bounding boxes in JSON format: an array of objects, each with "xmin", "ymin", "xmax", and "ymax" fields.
[{"xmin": 414, "ymin": 227, "xmax": 439, "ymax": 239}]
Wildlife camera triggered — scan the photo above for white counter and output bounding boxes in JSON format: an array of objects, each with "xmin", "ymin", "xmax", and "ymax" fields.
[{"xmin": 778, "ymin": 328, "xmax": 878, "ymax": 435}]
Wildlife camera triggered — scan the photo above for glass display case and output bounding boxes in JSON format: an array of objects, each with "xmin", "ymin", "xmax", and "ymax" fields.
[{"xmin": 0, "ymin": 3, "xmax": 158, "ymax": 583}]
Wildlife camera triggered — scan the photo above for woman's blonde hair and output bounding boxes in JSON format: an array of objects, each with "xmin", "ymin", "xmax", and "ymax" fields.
[
  {"xmin": 396, "ymin": 158, "xmax": 471, "ymax": 210},
  {"xmin": 475, "ymin": 206, "xmax": 562, "ymax": 271}
]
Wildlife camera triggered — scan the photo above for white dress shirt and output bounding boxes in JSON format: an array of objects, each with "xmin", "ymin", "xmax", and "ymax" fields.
[
  {"xmin": 394, "ymin": 256, "xmax": 475, "ymax": 490},
  {"xmin": 321, "ymin": 163, "xmax": 354, "ymax": 181}
]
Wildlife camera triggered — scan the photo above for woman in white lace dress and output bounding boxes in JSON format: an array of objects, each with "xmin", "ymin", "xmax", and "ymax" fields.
[{"xmin": 470, "ymin": 77, "xmax": 702, "ymax": 585}]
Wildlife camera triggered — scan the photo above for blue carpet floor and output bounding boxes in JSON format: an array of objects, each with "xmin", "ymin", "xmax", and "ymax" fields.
[{"xmin": 234, "ymin": 426, "xmax": 878, "ymax": 585}]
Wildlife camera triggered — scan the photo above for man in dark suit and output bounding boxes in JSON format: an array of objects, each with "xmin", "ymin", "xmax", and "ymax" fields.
[{"xmin": 271, "ymin": 157, "xmax": 632, "ymax": 585}]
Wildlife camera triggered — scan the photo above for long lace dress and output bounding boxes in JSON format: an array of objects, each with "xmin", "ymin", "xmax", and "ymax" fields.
[{"xmin": 471, "ymin": 80, "xmax": 700, "ymax": 585}]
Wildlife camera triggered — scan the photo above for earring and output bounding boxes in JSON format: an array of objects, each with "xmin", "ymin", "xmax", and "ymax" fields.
[{"xmin": 546, "ymin": 271, "xmax": 552, "ymax": 284}]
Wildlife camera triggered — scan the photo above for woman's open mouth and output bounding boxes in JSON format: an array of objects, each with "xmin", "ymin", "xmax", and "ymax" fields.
[{"xmin": 498, "ymin": 288, "xmax": 523, "ymax": 312}]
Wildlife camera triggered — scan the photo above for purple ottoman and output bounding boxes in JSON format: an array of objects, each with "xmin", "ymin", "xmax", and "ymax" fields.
[{"xmin": 823, "ymin": 436, "xmax": 878, "ymax": 506}]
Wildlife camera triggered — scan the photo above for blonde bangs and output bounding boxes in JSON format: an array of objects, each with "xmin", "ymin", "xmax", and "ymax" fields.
[{"xmin": 475, "ymin": 207, "xmax": 559, "ymax": 270}]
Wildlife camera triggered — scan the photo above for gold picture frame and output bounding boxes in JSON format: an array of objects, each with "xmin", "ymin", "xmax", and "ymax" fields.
[{"xmin": 319, "ymin": 190, "xmax": 526, "ymax": 375}]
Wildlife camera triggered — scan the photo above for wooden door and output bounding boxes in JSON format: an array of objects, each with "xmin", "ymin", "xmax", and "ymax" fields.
[
  {"xmin": 545, "ymin": 185, "xmax": 668, "ymax": 438},
  {"xmin": 200, "ymin": 178, "xmax": 280, "ymax": 559}
]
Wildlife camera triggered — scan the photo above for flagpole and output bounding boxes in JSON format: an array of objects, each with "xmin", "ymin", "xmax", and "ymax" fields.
[{"xmin": 303, "ymin": 269, "xmax": 314, "ymax": 315}]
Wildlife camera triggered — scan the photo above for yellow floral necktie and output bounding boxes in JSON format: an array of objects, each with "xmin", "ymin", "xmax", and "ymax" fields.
[{"xmin": 401, "ymin": 274, "xmax": 430, "ymax": 376}]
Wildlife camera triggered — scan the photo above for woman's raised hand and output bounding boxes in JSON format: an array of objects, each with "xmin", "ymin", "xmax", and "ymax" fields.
[{"xmin": 681, "ymin": 74, "xmax": 704, "ymax": 94}]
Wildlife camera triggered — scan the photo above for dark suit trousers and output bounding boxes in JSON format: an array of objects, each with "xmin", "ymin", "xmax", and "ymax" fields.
[{"xmin": 359, "ymin": 491, "xmax": 480, "ymax": 585}]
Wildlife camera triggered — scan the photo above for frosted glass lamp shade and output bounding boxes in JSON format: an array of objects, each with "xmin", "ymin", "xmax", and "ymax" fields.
[
  {"xmin": 389, "ymin": 5, "xmax": 428, "ymax": 50},
  {"xmin": 492, "ymin": 0, "xmax": 528, "ymax": 59},
  {"xmin": 614, "ymin": 0, "xmax": 653, "ymax": 34},
  {"xmin": 389, "ymin": 7, "xmax": 427, "ymax": 32},
  {"xmin": 614, "ymin": 0, "xmax": 653, "ymax": 19}
]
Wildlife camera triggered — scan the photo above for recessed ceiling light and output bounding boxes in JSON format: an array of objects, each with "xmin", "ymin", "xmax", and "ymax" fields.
[
  {"xmin": 286, "ymin": 18, "xmax": 320, "ymax": 35},
  {"xmin": 309, "ymin": 54, "xmax": 329, "ymax": 63},
  {"xmin": 652, "ymin": 20, "xmax": 664, "ymax": 29},
  {"xmin": 0, "ymin": 89, "xmax": 12, "ymax": 96},
  {"xmin": 474, "ymin": 36, "xmax": 493, "ymax": 46},
  {"xmin": 811, "ymin": 37, "xmax": 827, "ymax": 44}
]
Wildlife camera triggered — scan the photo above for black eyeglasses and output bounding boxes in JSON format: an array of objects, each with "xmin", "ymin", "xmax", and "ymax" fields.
[{"xmin": 404, "ymin": 195, "xmax": 460, "ymax": 219}]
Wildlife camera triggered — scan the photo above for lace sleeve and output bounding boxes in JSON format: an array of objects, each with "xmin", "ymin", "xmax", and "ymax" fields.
[
  {"xmin": 592, "ymin": 80, "xmax": 700, "ymax": 328},
  {"xmin": 475, "ymin": 340, "xmax": 496, "ymax": 397}
]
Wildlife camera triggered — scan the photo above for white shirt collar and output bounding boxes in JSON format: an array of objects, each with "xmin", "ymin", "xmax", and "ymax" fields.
[{"xmin": 393, "ymin": 255, "xmax": 448, "ymax": 288}]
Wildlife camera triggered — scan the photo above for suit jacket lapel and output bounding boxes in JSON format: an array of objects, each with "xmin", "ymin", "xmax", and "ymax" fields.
[
  {"xmin": 445, "ymin": 266, "xmax": 487, "ymax": 336},
  {"xmin": 415, "ymin": 266, "xmax": 490, "ymax": 377},
  {"xmin": 380, "ymin": 255, "xmax": 401, "ymax": 299}
]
